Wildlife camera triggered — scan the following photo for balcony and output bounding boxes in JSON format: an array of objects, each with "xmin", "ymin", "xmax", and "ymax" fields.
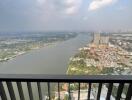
[{"xmin": 0, "ymin": 74, "xmax": 132, "ymax": 100}]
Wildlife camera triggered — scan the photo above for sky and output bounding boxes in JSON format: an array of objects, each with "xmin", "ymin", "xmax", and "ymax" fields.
[{"xmin": 0, "ymin": 0, "xmax": 132, "ymax": 32}]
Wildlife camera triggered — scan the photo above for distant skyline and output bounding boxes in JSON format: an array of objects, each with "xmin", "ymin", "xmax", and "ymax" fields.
[{"xmin": 0, "ymin": 0, "xmax": 132, "ymax": 32}]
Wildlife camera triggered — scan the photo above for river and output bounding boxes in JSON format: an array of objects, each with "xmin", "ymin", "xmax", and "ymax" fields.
[
  {"xmin": 0, "ymin": 33, "xmax": 92, "ymax": 100},
  {"xmin": 0, "ymin": 33, "xmax": 91, "ymax": 74}
]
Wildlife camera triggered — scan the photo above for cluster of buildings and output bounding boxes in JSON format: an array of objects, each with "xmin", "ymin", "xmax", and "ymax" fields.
[
  {"xmin": 85, "ymin": 45, "xmax": 121, "ymax": 69},
  {"xmin": 110, "ymin": 33, "xmax": 132, "ymax": 52},
  {"xmin": 78, "ymin": 33, "xmax": 132, "ymax": 69}
]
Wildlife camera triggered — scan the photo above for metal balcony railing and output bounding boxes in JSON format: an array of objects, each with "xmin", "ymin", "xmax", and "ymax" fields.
[{"xmin": 0, "ymin": 74, "xmax": 132, "ymax": 100}]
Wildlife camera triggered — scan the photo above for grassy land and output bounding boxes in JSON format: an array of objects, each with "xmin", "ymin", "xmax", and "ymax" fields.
[
  {"xmin": 67, "ymin": 51, "xmax": 119, "ymax": 75},
  {"xmin": 67, "ymin": 59, "xmax": 101, "ymax": 75}
]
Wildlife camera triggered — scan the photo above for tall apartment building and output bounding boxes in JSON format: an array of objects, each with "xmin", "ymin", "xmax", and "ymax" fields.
[
  {"xmin": 100, "ymin": 36, "xmax": 109, "ymax": 45},
  {"xmin": 93, "ymin": 33, "xmax": 100, "ymax": 45},
  {"xmin": 93, "ymin": 33, "xmax": 109, "ymax": 45}
]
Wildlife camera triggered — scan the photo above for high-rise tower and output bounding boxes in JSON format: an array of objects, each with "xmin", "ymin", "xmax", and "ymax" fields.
[{"xmin": 93, "ymin": 33, "xmax": 100, "ymax": 45}]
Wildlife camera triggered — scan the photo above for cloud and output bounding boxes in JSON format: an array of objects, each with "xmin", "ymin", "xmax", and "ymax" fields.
[
  {"xmin": 36, "ymin": 0, "xmax": 83, "ymax": 15},
  {"xmin": 65, "ymin": 6, "xmax": 77, "ymax": 15},
  {"xmin": 37, "ymin": 0, "xmax": 47, "ymax": 5},
  {"xmin": 64, "ymin": 0, "xmax": 82, "ymax": 15},
  {"xmin": 88, "ymin": 0, "xmax": 117, "ymax": 11}
]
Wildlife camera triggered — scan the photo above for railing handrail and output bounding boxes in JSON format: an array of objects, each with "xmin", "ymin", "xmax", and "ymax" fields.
[{"xmin": 0, "ymin": 74, "xmax": 132, "ymax": 82}]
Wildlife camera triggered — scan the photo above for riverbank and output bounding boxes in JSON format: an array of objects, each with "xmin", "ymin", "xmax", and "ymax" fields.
[
  {"xmin": 0, "ymin": 42, "xmax": 59, "ymax": 63},
  {"xmin": 67, "ymin": 43, "xmax": 132, "ymax": 75}
]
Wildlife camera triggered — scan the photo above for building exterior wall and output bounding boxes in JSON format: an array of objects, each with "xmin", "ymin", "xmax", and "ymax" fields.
[
  {"xmin": 100, "ymin": 36, "xmax": 109, "ymax": 45},
  {"xmin": 93, "ymin": 33, "xmax": 109, "ymax": 45},
  {"xmin": 93, "ymin": 33, "xmax": 100, "ymax": 45}
]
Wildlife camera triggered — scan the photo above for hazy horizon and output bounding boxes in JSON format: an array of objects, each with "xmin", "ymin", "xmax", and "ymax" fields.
[{"xmin": 0, "ymin": 0, "xmax": 132, "ymax": 32}]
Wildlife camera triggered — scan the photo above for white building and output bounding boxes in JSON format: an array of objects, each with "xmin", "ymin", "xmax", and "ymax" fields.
[
  {"xmin": 93, "ymin": 33, "xmax": 109, "ymax": 45},
  {"xmin": 93, "ymin": 33, "xmax": 100, "ymax": 45},
  {"xmin": 100, "ymin": 36, "xmax": 109, "ymax": 45}
]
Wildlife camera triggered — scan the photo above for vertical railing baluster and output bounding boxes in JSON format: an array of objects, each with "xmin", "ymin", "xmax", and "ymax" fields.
[
  {"xmin": 58, "ymin": 82, "xmax": 60, "ymax": 100},
  {"xmin": 17, "ymin": 82, "xmax": 25, "ymax": 100},
  {"xmin": 27, "ymin": 82, "xmax": 34, "ymax": 100},
  {"xmin": 6, "ymin": 82, "xmax": 16, "ymax": 100},
  {"xmin": 0, "ymin": 82, "xmax": 7, "ymax": 100},
  {"xmin": 106, "ymin": 83, "xmax": 113, "ymax": 100},
  {"xmin": 97, "ymin": 83, "xmax": 102, "ymax": 100},
  {"xmin": 68, "ymin": 83, "xmax": 71, "ymax": 100},
  {"xmin": 87, "ymin": 83, "xmax": 91, "ymax": 100},
  {"xmin": 116, "ymin": 83, "xmax": 124, "ymax": 100},
  {"xmin": 37, "ymin": 82, "xmax": 43, "ymax": 100},
  {"xmin": 47, "ymin": 82, "xmax": 51, "ymax": 100},
  {"xmin": 78, "ymin": 82, "xmax": 80, "ymax": 100},
  {"xmin": 125, "ymin": 83, "xmax": 132, "ymax": 100}
]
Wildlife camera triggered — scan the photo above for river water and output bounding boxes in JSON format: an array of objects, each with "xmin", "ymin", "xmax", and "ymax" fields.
[
  {"xmin": 0, "ymin": 33, "xmax": 91, "ymax": 74},
  {"xmin": 0, "ymin": 33, "xmax": 91, "ymax": 100}
]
